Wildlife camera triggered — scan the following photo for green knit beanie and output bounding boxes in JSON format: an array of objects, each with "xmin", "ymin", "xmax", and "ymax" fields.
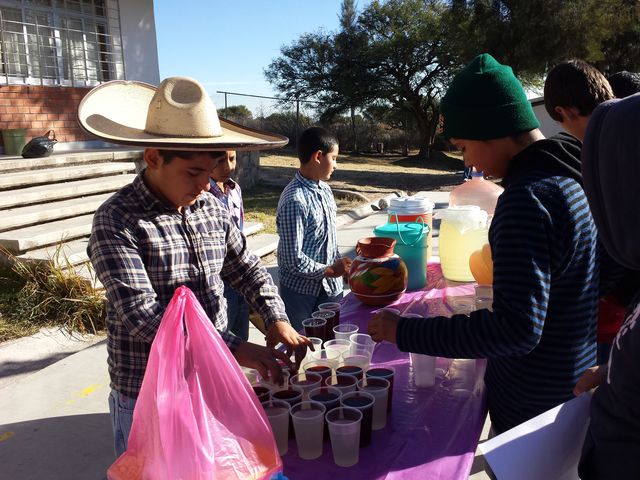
[{"xmin": 441, "ymin": 53, "xmax": 540, "ymax": 140}]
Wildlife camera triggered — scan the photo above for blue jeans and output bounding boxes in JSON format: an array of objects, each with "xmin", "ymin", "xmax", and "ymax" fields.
[
  {"xmin": 108, "ymin": 389, "xmax": 136, "ymax": 459},
  {"xmin": 279, "ymin": 284, "xmax": 343, "ymax": 331},
  {"xmin": 224, "ymin": 284, "xmax": 250, "ymax": 341}
]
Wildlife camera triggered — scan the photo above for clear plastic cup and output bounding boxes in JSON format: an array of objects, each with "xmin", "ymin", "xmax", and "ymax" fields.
[
  {"xmin": 242, "ymin": 367, "xmax": 260, "ymax": 385},
  {"xmin": 349, "ymin": 333, "xmax": 376, "ymax": 358},
  {"xmin": 309, "ymin": 385, "xmax": 342, "ymax": 442},
  {"xmin": 302, "ymin": 317, "xmax": 328, "ymax": 341},
  {"xmin": 325, "ymin": 373, "xmax": 358, "ymax": 394},
  {"xmin": 252, "ymin": 383, "xmax": 271, "ymax": 403},
  {"xmin": 318, "ymin": 302, "xmax": 341, "ymax": 326},
  {"xmin": 340, "ymin": 391, "xmax": 375, "ymax": 447},
  {"xmin": 326, "ymin": 407, "xmax": 363, "ymax": 467},
  {"xmin": 333, "ymin": 323, "xmax": 359, "ymax": 341},
  {"xmin": 366, "ymin": 366, "xmax": 395, "ymax": 412},
  {"xmin": 341, "ymin": 353, "xmax": 370, "ymax": 371},
  {"xmin": 357, "ymin": 377, "xmax": 390, "ymax": 430},
  {"xmin": 310, "ymin": 348, "xmax": 341, "ymax": 369},
  {"xmin": 290, "ymin": 401, "xmax": 326, "ymax": 460},
  {"xmin": 323, "ymin": 339, "xmax": 351, "ymax": 358},
  {"xmin": 289, "ymin": 372, "xmax": 323, "ymax": 400},
  {"xmin": 304, "ymin": 361, "xmax": 333, "ymax": 384},
  {"xmin": 261, "ymin": 399, "xmax": 291, "ymax": 456},
  {"xmin": 336, "ymin": 365, "xmax": 364, "ymax": 381},
  {"xmin": 411, "ymin": 353, "xmax": 436, "ymax": 387},
  {"xmin": 312, "ymin": 310, "xmax": 336, "ymax": 341}
]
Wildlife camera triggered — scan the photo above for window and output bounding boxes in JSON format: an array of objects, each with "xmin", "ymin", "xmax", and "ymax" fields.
[{"xmin": 0, "ymin": 0, "xmax": 124, "ymax": 86}]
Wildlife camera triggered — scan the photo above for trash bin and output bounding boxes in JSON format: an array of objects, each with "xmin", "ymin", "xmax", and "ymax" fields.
[{"xmin": 1, "ymin": 128, "xmax": 27, "ymax": 156}]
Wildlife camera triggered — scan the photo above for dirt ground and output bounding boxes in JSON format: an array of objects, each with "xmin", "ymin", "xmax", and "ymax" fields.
[{"xmin": 259, "ymin": 149, "xmax": 465, "ymax": 200}]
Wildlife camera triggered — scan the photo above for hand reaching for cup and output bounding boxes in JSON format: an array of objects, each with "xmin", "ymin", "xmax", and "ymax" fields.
[
  {"xmin": 368, "ymin": 309, "xmax": 401, "ymax": 344},
  {"xmin": 326, "ymin": 256, "xmax": 352, "ymax": 279}
]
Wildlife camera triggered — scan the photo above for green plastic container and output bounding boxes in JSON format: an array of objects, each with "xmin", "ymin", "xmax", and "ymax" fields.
[
  {"xmin": 1, "ymin": 128, "xmax": 27, "ymax": 156},
  {"xmin": 374, "ymin": 221, "xmax": 430, "ymax": 290}
]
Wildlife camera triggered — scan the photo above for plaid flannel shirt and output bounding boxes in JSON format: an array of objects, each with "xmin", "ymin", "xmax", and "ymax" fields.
[
  {"xmin": 276, "ymin": 171, "xmax": 342, "ymax": 297},
  {"xmin": 88, "ymin": 173, "xmax": 287, "ymax": 398},
  {"xmin": 210, "ymin": 178, "xmax": 244, "ymax": 232}
]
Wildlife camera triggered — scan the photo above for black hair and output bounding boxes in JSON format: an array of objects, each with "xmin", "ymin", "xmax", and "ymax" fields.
[
  {"xmin": 297, "ymin": 127, "xmax": 338, "ymax": 164},
  {"xmin": 543, "ymin": 60, "xmax": 613, "ymax": 121},
  {"xmin": 607, "ymin": 71, "xmax": 640, "ymax": 99},
  {"xmin": 157, "ymin": 150, "xmax": 226, "ymax": 165}
]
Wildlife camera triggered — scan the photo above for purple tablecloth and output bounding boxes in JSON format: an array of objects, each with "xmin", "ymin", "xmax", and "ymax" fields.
[{"xmin": 282, "ymin": 263, "xmax": 488, "ymax": 479}]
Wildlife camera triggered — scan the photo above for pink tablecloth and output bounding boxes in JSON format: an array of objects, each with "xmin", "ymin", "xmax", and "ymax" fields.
[{"xmin": 282, "ymin": 263, "xmax": 488, "ymax": 479}]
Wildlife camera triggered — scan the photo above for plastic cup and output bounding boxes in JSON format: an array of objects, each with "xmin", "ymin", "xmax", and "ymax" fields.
[
  {"xmin": 303, "ymin": 317, "xmax": 328, "ymax": 341},
  {"xmin": 326, "ymin": 407, "xmax": 363, "ymax": 467},
  {"xmin": 262, "ymin": 399, "xmax": 291, "ymax": 456},
  {"xmin": 349, "ymin": 333, "xmax": 376, "ymax": 358},
  {"xmin": 304, "ymin": 361, "xmax": 333, "ymax": 384},
  {"xmin": 336, "ymin": 365, "xmax": 364, "ymax": 381},
  {"xmin": 324, "ymin": 339, "xmax": 351, "ymax": 358},
  {"xmin": 411, "ymin": 353, "xmax": 436, "ymax": 387},
  {"xmin": 357, "ymin": 377, "xmax": 390, "ymax": 430},
  {"xmin": 252, "ymin": 384, "xmax": 271, "ymax": 403},
  {"xmin": 366, "ymin": 366, "xmax": 395, "ymax": 412},
  {"xmin": 334, "ymin": 323, "xmax": 359, "ymax": 341},
  {"xmin": 312, "ymin": 310, "xmax": 336, "ymax": 340},
  {"xmin": 341, "ymin": 353, "xmax": 370, "ymax": 371},
  {"xmin": 272, "ymin": 385, "xmax": 304, "ymax": 439},
  {"xmin": 265, "ymin": 367, "xmax": 290, "ymax": 393},
  {"xmin": 340, "ymin": 391, "xmax": 375, "ymax": 447},
  {"xmin": 300, "ymin": 336, "xmax": 323, "ymax": 370},
  {"xmin": 289, "ymin": 372, "xmax": 323, "ymax": 400},
  {"xmin": 311, "ymin": 348, "xmax": 341, "ymax": 369},
  {"xmin": 318, "ymin": 302, "xmax": 341, "ymax": 326},
  {"xmin": 309, "ymin": 386, "xmax": 342, "ymax": 442},
  {"xmin": 242, "ymin": 367, "xmax": 260, "ymax": 385},
  {"xmin": 290, "ymin": 401, "xmax": 326, "ymax": 460},
  {"xmin": 325, "ymin": 373, "xmax": 358, "ymax": 394}
]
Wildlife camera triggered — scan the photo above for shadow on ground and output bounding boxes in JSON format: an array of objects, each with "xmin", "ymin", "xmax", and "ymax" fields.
[{"xmin": 0, "ymin": 413, "xmax": 113, "ymax": 479}]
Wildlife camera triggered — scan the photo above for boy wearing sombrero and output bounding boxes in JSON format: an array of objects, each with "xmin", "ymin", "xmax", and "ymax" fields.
[
  {"xmin": 369, "ymin": 54, "xmax": 601, "ymax": 434},
  {"xmin": 79, "ymin": 77, "xmax": 310, "ymax": 457}
]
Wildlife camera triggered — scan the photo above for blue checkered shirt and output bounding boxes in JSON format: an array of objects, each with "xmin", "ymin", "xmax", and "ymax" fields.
[
  {"xmin": 88, "ymin": 173, "xmax": 287, "ymax": 398},
  {"xmin": 276, "ymin": 171, "xmax": 342, "ymax": 297}
]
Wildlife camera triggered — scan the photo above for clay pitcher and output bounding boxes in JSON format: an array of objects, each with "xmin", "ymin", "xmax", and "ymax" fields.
[{"xmin": 348, "ymin": 237, "xmax": 408, "ymax": 306}]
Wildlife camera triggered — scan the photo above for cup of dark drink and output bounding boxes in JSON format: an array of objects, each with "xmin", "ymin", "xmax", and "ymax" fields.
[
  {"xmin": 340, "ymin": 391, "xmax": 376, "ymax": 447},
  {"xmin": 336, "ymin": 365, "xmax": 364, "ymax": 381},
  {"xmin": 302, "ymin": 317, "xmax": 328, "ymax": 342},
  {"xmin": 318, "ymin": 302, "xmax": 341, "ymax": 325},
  {"xmin": 272, "ymin": 385, "xmax": 304, "ymax": 439},
  {"xmin": 252, "ymin": 384, "xmax": 271, "ymax": 403},
  {"xmin": 366, "ymin": 366, "xmax": 395, "ymax": 413},
  {"xmin": 311, "ymin": 310, "xmax": 336, "ymax": 341},
  {"xmin": 309, "ymin": 385, "xmax": 342, "ymax": 442}
]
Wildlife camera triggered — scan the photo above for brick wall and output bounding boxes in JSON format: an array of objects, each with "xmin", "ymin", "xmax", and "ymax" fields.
[{"xmin": 0, "ymin": 85, "xmax": 93, "ymax": 149}]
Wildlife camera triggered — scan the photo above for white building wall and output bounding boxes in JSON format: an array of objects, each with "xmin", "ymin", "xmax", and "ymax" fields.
[
  {"xmin": 119, "ymin": 0, "xmax": 160, "ymax": 85},
  {"xmin": 531, "ymin": 97, "xmax": 565, "ymax": 138}
]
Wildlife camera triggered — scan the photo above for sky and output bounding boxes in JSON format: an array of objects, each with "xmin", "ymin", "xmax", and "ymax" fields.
[{"xmin": 154, "ymin": 1, "xmax": 364, "ymax": 116}]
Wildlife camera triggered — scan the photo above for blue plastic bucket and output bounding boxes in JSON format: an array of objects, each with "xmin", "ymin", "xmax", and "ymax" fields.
[{"xmin": 373, "ymin": 221, "xmax": 430, "ymax": 290}]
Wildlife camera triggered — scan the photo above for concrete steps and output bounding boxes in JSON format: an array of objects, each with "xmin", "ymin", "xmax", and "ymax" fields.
[
  {"xmin": 0, "ymin": 174, "xmax": 136, "ymax": 209},
  {"xmin": 0, "ymin": 149, "xmax": 279, "ymax": 290},
  {"xmin": 0, "ymin": 162, "xmax": 136, "ymax": 190},
  {"xmin": 0, "ymin": 193, "xmax": 112, "ymax": 232}
]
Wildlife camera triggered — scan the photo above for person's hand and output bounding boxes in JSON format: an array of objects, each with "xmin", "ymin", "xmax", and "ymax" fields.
[
  {"xmin": 326, "ymin": 257, "xmax": 352, "ymax": 278},
  {"xmin": 265, "ymin": 320, "xmax": 313, "ymax": 371},
  {"xmin": 234, "ymin": 341, "xmax": 292, "ymax": 385},
  {"xmin": 368, "ymin": 309, "xmax": 401, "ymax": 344},
  {"xmin": 573, "ymin": 365, "xmax": 607, "ymax": 396}
]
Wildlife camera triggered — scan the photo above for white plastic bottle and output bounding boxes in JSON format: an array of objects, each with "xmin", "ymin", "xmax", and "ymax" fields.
[{"xmin": 448, "ymin": 170, "xmax": 504, "ymax": 216}]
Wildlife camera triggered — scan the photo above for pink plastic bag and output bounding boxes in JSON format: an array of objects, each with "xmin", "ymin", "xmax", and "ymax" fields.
[{"xmin": 107, "ymin": 285, "xmax": 282, "ymax": 480}]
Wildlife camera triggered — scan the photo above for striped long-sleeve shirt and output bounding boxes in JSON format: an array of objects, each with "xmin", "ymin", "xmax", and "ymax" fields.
[
  {"xmin": 88, "ymin": 173, "xmax": 287, "ymax": 398},
  {"xmin": 276, "ymin": 171, "xmax": 342, "ymax": 297},
  {"xmin": 397, "ymin": 137, "xmax": 599, "ymax": 433}
]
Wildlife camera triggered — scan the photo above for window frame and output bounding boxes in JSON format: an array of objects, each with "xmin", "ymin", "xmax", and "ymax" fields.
[{"xmin": 0, "ymin": 0, "xmax": 124, "ymax": 87}]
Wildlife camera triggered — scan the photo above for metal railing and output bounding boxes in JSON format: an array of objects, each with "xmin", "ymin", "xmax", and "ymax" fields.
[{"xmin": 0, "ymin": 4, "xmax": 124, "ymax": 87}]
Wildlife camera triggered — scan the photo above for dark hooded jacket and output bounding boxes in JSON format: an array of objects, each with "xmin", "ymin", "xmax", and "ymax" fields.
[{"xmin": 578, "ymin": 94, "xmax": 640, "ymax": 480}]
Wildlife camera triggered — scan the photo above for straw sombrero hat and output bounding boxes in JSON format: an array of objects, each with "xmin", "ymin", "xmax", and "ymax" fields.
[{"xmin": 77, "ymin": 77, "xmax": 288, "ymax": 151}]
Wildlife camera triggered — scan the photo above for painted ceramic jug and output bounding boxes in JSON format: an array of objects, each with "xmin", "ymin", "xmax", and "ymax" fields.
[{"xmin": 348, "ymin": 237, "xmax": 408, "ymax": 306}]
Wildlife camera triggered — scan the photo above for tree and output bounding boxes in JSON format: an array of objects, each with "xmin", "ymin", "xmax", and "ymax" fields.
[
  {"xmin": 446, "ymin": 0, "xmax": 638, "ymax": 83},
  {"xmin": 359, "ymin": 0, "xmax": 456, "ymax": 158},
  {"xmin": 218, "ymin": 105, "xmax": 253, "ymax": 123}
]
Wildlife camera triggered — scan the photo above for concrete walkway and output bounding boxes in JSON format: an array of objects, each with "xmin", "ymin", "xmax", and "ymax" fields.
[{"xmin": 0, "ymin": 190, "xmax": 494, "ymax": 479}]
